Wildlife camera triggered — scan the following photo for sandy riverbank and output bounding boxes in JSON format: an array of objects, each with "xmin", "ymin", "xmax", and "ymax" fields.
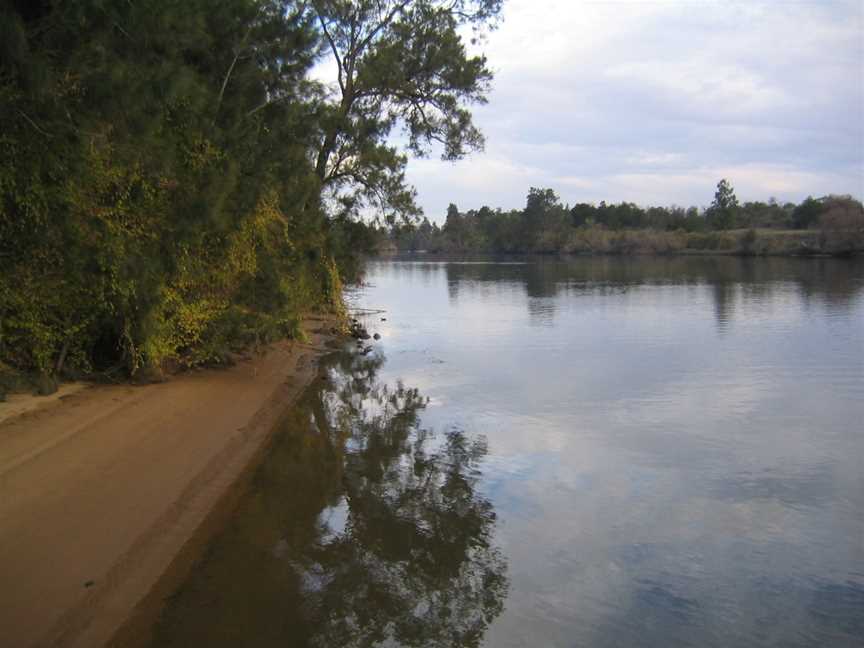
[{"xmin": 0, "ymin": 316, "xmax": 342, "ymax": 648}]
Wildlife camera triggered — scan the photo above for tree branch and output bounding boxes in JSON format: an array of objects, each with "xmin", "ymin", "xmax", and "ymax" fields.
[
  {"xmin": 215, "ymin": 26, "xmax": 253, "ymax": 119},
  {"xmin": 353, "ymin": 0, "xmax": 412, "ymax": 57},
  {"xmin": 315, "ymin": 10, "xmax": 345, "ymax": 94},
  {"xmin": 17, "ymin": 110, "xmax": 52, "ymax": 138}
]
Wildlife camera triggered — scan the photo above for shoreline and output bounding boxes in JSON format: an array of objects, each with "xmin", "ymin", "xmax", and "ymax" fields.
[
  {"xmin": 383, "ymin": 227, "xmax": 862, "ymax": 258},
  {"xmin": 383, "ymin": 248, "xmax": 861, "ymax": 259},
  {"xmin": 0, "ymin": 316, "xmax": 343, "ymax": 648},
  {"xmin": 383, "ymin": 249, "xmax": 857, "ymax": 259}
]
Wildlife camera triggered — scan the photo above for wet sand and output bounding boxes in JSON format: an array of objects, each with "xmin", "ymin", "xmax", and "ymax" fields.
[{"xmin": 0, "ymin": 317, "xmax": 340, "ymax": 647}]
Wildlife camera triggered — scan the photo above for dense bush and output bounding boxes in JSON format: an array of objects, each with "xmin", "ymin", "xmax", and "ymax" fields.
[
  {"xmin": 0, "ymin": 1, "xmax": 335, "ymax": 380},
  {"xmin": 1, "ymin": 1, "xmax": 501, "ymax": 384}
]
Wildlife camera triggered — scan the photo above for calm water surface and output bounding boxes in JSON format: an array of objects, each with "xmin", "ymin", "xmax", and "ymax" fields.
[{"xmin": 154, "ymin": 256, "xmax": 864, "ymax": 647}]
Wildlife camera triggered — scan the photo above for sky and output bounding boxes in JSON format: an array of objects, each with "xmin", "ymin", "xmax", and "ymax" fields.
[{"xmin": 400, "ymin": 0, "xmax": 864, "ymax": 222}]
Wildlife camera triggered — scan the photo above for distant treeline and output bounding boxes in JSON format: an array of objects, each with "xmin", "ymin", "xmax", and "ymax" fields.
[
  {"xmin": 0, "ymin": 0, "xmax": 500, "ymax": 389},
  {"xmin": 390, "ymin": 183, "xmax": 864, "ymax": 256}
]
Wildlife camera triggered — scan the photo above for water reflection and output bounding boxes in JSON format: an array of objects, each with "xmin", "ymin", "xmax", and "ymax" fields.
[
  {"xmin": 152, "ymin": 351, "xmax": 508, "ymax": 648},
  {"xmin": 360, "ymin": 256, "xmax": 863, "ymax": 647},
  {"xmin": 438, "ymin": 255, "xmax": 864, "ymax": 329},
  {"xmin": 711, "ymin": 280, "xmax": 737, "ymax": 334},
  {"xmin": 155, "ymin": 256, "xmax": 863, "ymax": 648}
]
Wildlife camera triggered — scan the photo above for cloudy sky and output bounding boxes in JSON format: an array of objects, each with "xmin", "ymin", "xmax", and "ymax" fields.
[{"xmin": 403, "ymin": 0, "xmax": 863, "ymax": 222}]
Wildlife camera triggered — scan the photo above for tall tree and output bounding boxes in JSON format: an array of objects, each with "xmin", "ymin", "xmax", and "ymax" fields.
[
  {"xmin": 707, "ymin": 178, "xmax": 739, "ymax": 230},
  {"xmin": 521, "ymin": 187, "xmax": 565, "ymax": 250},
  {"xmin": 309, "ymin": 0, "xmax": 501, "ymax": 221}
]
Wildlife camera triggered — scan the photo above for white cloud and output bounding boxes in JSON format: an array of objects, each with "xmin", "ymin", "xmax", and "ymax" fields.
[{"xmin": 402, "ymin": 0, "xmax": 864, "ymax": 221}]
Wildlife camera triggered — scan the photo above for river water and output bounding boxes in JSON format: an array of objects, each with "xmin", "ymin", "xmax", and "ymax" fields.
[{"xmin": 153, "ymin": 256, "xmax": 864, "ymax": 648}]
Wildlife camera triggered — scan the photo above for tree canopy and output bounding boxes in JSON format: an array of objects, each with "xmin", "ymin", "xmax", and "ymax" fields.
[
  {"xmin": 707, "ymin": 178, "xmax": 740, "ymax": 230},
  {"xmin": 311, "ymin": 0, "xmax": 501, "ymax": 221}
]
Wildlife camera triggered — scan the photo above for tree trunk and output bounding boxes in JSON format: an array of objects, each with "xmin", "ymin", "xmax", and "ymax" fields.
[{"xmin": 54, "ymin": 339, "xmax": 70, "ymax": 377}]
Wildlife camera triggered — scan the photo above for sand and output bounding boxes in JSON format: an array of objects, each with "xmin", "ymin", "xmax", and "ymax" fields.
[
  {"xmin": 0, "ymin": 383, "xmax": 90, "ymax": 428},
  {"xmin": 0, "ymin": 317, "xmax": 340, "ymax": 648}
]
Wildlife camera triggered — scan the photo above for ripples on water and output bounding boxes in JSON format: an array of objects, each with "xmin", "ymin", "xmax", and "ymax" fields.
[{"xmin": 154, "ymin": 256, "xmax": 864, "ymax": 648}]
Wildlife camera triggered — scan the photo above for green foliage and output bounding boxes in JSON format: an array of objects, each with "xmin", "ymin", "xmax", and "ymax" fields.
[
  {"xmin": 792, "ymin": 196, "xmax": 826, "ymax": 229},
  {"xmin": 707, "ymin": 178, "xmax": 740, "ymax": 230},
  {"xmin": 0, "ymin": 0, "xmax": 380, "ymax": 382},
  {"xmin": 310, "ymin": 0, "xmax": 501, "ymax": 222}
]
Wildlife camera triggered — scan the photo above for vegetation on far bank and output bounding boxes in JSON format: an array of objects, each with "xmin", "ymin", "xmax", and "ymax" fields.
[
  {"xmin": 388, "ymin": 182, "xmax": 864, "ymax": 257},
  {"xmin": 0, "ymin": 0, "xmax": 502, "ymax": 394}
]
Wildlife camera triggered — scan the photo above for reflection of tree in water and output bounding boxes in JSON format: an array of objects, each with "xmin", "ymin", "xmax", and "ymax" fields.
[
  {"xmin": 440, "ymin": 256, "xmax": 864, "ymax": 332},
  {"xmin": 527, "ymin": 297, "xmax": 556, "ymax": 326},
  {"xmin": 152, "ymin": 351, "xmax": 507, "ymax": 648},
  {"xmin": 710, "ymin": 280, "xmax": 737, "ymax": 334},
  {"xmin": 794, "ymin": 258, "xmax": 864, "ymax": 315}
]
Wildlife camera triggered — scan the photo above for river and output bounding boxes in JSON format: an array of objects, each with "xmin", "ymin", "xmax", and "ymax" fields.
[{"xmin": 152, "ymin": 256, "xmax": 864, "ymax": 648}]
